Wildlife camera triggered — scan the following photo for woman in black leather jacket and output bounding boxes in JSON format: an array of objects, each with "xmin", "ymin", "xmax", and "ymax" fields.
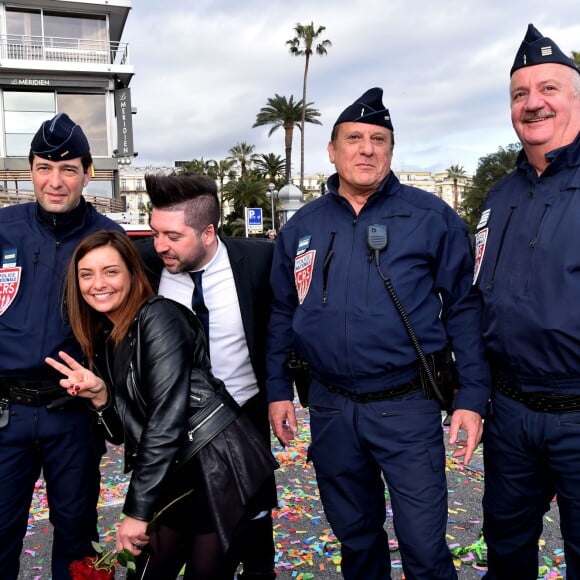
[{"xmin": 46, "ymin": 230, "xmax": 278, "ymax": 580}]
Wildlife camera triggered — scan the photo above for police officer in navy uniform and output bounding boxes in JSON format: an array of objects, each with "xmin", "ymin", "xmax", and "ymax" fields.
[
  {"xmin": 475, "ymin": 25, "xmax": 580, "ymax": 579},
  {"xmin": 267, "ymin": 88, "xmax": 490, "ymax": 579},
  {"xmin": 0, "ymin": 113, "xmax": 123, "ymax": 579}
]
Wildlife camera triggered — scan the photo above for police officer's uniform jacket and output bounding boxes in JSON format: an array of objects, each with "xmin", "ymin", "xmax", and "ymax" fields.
[
  {"xmin": 267, "ymin": 170, "xmax": 490, "ymax": 414},
  {"xmin": 475, "ymin": 132, "xmax": 580, "ymax": 391}
]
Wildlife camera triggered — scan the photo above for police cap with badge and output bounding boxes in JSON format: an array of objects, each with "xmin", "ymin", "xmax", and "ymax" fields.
[
  {"xmin": 511, "ymin": 23, "xmax": 580, "ymax": 77},
  {"xmin": 333, "ymin": 87, "xmax": 394, "ymax": 132},
  {"xmin": 30, "ymin": 112, "xmax": 90, "ymax": 160}
]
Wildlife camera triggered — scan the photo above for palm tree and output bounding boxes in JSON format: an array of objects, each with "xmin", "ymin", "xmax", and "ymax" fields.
[
  {"xmin": 179, "ymin": 157, "xmax": 217, "ymax": 176},
  {"xmin": 228, "ymin": 142, "xmax": 258, "ymax": 177},
  {"xmin": 214, "ymin": 157, "xmax": 236, "ymax": 233},
  {"xmin": 253, "ymin": 94, "xmax": 321, "ymax": 185},
  {"xmin": 287, "ymin": 22, "xmax": 332, "ymax": 192},
  {"xmin": 253, "ymin": 153, "xmax": 286, "ymax": 184},
  {"xmin": 460, "ymin": 144, "xmax": 520, "ymax": 232},
  {"xmin": 445, "ymin": 164, "xmax": 466, "ymax": 211},
  {"xmin": 222, "ymin": 174, "xmax": 269, "ymax": 226}
]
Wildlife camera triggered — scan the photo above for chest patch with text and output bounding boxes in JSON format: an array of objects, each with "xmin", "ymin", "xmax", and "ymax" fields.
[{"xmin": 295, "ymin": 250, "xmax": 316, "ymax": 305}]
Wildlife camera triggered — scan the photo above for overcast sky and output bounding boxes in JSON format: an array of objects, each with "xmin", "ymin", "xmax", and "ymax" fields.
[{"xmin": 122, "ymin": 0, "xmax": 579, "ymax": 177}]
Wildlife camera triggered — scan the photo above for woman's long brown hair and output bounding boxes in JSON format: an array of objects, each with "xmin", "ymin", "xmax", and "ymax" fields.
[{"xmin": 64, "ymin": 230, "xmax": 154, "ymax": 364}]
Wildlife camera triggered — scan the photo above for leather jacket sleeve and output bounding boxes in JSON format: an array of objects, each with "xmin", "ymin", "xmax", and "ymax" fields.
[{"xmin": 122, "ymin": 298, "xmax": 195, "ymax": 521}]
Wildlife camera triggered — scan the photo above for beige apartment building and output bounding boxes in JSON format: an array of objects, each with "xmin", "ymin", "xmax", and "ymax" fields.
[{"xmin": 117, "ymin": 166, "xmax": 472, "ymax": 228}]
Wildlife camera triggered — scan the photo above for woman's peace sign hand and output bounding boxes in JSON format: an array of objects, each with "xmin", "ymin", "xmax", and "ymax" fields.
[{"xmin": 45, "ymin": 351, "xmax": 109, "ymax": 407}]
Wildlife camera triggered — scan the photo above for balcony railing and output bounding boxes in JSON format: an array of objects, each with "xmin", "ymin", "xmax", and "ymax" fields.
[
  {"xmin": 0, "ymin": 190, "xmax": 124, "ymax": 214},
  {"xmin": 0, "ymin": 35, "xmax": 129, "ymax": 66}
]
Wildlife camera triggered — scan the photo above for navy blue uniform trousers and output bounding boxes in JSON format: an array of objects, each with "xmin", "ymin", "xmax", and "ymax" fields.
[
  {"xmin": 0, "ymin": 403, "xmax": 102, "ymax": 579},
  {"xmin": 483, "ymin": 391, "xmax": 580, "ymax": 580},
  {"xmin": 308, "ymin": 379, "xmax": 456, "ymax": 580}
]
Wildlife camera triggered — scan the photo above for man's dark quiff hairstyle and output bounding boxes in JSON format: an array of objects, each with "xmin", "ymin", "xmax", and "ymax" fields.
[{"xmin": 145, "ymin": 173, "xmax": 220, "ymax": 233}]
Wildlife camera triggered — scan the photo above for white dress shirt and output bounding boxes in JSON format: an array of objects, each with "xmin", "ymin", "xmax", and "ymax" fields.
[{"xmin": 157, "ymin": 238, "xmax": 259, "ymax": 406}]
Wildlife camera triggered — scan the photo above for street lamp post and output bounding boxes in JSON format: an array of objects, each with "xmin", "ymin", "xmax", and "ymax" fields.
[{"xmin": 267, "ymin": 182, "xmax": 277, "ymax": 232}]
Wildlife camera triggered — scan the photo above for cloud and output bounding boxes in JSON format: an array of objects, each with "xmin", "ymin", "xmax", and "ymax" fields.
[{"xmin": 123, "ymin": 0, "xmax": 580, "ymax": 175}]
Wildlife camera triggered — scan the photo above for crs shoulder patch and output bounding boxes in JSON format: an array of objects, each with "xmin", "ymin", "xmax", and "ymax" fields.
[
  {"xmin": 473, "ymin": 228, "xmax": 488, "ymax": 285},
  {"xmin": 295, "ymin": 250, "xmax": 316, "ymax": 305},
  {"xmin": 0, "ymin": 267, "xmax": 21, "ymax": 315}
]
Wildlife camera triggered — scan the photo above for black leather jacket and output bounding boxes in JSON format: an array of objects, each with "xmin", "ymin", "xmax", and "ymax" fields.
[{"xmin": 93, "ymin": 296, "xmax": 240, "ymax": 521}]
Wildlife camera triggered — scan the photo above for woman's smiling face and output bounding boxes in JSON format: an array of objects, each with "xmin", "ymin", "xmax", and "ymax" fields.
[{"xmin": 77, "ymin": 245, "xmax": 132, "ymax": 324}]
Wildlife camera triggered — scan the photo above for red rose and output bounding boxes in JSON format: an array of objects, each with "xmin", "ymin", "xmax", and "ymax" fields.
[{"xmin": 69, "ymin": 556, "xmax": 115, "ymax": 580}]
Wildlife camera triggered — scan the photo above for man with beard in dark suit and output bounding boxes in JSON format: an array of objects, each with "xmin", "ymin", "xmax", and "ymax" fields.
[{"xmin": 138, "ymin": 173, "xmax": 276, "ymax": 580}]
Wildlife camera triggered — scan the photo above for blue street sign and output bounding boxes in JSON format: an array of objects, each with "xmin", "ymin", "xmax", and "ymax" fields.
[{"xmin": 247, "ymin": 207, "xmax": 263, "ymax": 233}]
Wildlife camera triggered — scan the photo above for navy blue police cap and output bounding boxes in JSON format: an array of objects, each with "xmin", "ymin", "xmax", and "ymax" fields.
[
  {"xmin": 30, "ymin": 113, "xmax": 90, "ymax": 160},
  {"xmin": 333, "ymin": 87, "xmax": 394, "ymax": 131},
  {"xmin": 511, "ymin": 23, "xmax": 579, "ymax": 77}
]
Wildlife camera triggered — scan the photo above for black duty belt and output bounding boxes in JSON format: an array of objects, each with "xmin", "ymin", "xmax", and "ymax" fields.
[
  {"xmin": 494, "ymin": 375, "xmax": 580, "ymax": 413},
  {"xmin": 324, "ymin": 377, "xmax": 422, "ymax": 403},
  {"xmin": 0, "ymin": 379, "xmax": 67, "ymax": 407}
]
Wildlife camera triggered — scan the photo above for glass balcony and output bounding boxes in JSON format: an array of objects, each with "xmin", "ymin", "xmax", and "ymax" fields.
[{"xmin": 0, "ymin": 35, "xmax": 129, "ymax": 66}]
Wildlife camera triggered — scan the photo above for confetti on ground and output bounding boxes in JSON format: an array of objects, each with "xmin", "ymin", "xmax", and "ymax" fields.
[{"xmin": 21, "ymin": 406, "xmax": 567, "ymax": 579}]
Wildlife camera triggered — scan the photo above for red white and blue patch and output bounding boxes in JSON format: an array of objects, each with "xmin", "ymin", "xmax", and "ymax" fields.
[
  {"xmin": 473, "ymin": 228, "xmax": 488, "ymax": 285},
  {"xmin": 295, "ymin": 250, "xmax": 316, "ymax": 305},
  {"xmin": 0, "ymin": 267, "xmax": 21, "ymax": 316}
]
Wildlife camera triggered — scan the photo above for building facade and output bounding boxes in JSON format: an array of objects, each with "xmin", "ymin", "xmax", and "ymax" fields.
[
  {"xmin": 0, "ymin": 0, "xmax": 134, "ymax": 212},
  {"xmin": 397, "ymin": 169, "xmax": 471, "ymax": 211},
  {"xmin": 116, "ymin": 166, "xmax": 472, "ymax": 226}
]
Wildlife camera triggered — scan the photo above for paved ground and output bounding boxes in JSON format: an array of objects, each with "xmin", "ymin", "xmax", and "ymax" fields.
[{"xmin": 19, "ymin": 403, "xmax": 567, "ymax": 579}]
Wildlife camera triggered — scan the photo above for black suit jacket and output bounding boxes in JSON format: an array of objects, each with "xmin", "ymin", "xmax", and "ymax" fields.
[{"xmin": 137, "ymin": 237, "xmax": 274, "ymax": 393}]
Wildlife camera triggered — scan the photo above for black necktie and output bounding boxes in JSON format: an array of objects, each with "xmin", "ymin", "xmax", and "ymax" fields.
[{"xmin": 189, "ymin": 270, "xmax": 209, "ymax": 345}]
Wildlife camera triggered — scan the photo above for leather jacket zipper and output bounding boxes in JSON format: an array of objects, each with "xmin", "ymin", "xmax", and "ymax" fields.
[
  {"xmin": 95, "ymin": 408, "xmax": 115, "ymax": 439},
  {"xmin": 187, "ymin": 403, "xmax": 224, "ymax": 441}
]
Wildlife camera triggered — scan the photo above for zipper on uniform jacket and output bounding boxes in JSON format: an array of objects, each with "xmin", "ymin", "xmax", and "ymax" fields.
[
  {"xmin": 322, "ymin": 232, "xmax": 336, "ymax": 305},
  {"xmin": 489, "ymin": 207, "xmax": 515, "ymax": 290}
]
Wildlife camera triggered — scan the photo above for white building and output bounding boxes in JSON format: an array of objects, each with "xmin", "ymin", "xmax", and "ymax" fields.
[
  {"xmin": 118, "ymin": 164, "xmax": 177, "ymax": 223},
  {"xmin": 0, "ymin": 0, "xmax": 134, "ymax": 212}
]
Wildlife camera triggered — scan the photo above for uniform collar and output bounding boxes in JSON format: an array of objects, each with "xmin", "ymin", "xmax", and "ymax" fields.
[
  {"xmin": 36, "ymin": 196, "xmax": 89, "ymax": 234},
  {"xmin": 327, "ymin": 171, "xmax": 397, "ymax": 200},
  {"xmin": 517, "ymin": 131, "xmax": 580, "ymax": 175}
]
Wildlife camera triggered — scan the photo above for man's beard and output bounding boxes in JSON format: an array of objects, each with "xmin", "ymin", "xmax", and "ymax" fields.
[{"xmin": 161, "ymin": 253, "xmax": 203, "ymax": 274}]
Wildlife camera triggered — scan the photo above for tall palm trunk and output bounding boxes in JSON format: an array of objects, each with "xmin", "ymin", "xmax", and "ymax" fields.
[
  {"xmin": 284, "ymin": 125, "xmax": 293, "ymax": 184},
  {"xmin": 299, "ymin": 53, "xmax": 310, "ymax": 191}
]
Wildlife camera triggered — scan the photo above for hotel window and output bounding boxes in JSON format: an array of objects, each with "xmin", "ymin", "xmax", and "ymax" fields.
[
  {"xmin": 4, "ymin": 92, "xmax": 55, "ymax": 156},
  {"xmin": 57, "ymin": 94, "xmax": 107, "ymax": 156},
  {"xmin": 3, "ymin": 92, "xmax": 107, "ymax": 157},
  {"xmin": 5, "ymin": 8, "xmax": 108, "ymax": 62}
]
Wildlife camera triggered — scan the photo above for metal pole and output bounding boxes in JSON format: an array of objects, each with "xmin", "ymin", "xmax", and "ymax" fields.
[{"xmin": 268, "ymin": 183, "xmax": 276, "ymax": 232}]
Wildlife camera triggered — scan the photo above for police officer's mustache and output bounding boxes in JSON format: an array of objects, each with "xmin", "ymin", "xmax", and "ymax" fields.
[{"xmin": 522, "ymin": 111, "xmax": 556, "ymax": 123}]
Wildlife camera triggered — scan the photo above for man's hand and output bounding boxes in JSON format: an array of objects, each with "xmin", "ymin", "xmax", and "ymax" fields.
[
  {"xmin": 269, "ymin": 400, "xmax": 297, "ymax": 447},
  {"xmin": 448, "ymin": 409, "xmax": 483, "ymax": 465}
]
